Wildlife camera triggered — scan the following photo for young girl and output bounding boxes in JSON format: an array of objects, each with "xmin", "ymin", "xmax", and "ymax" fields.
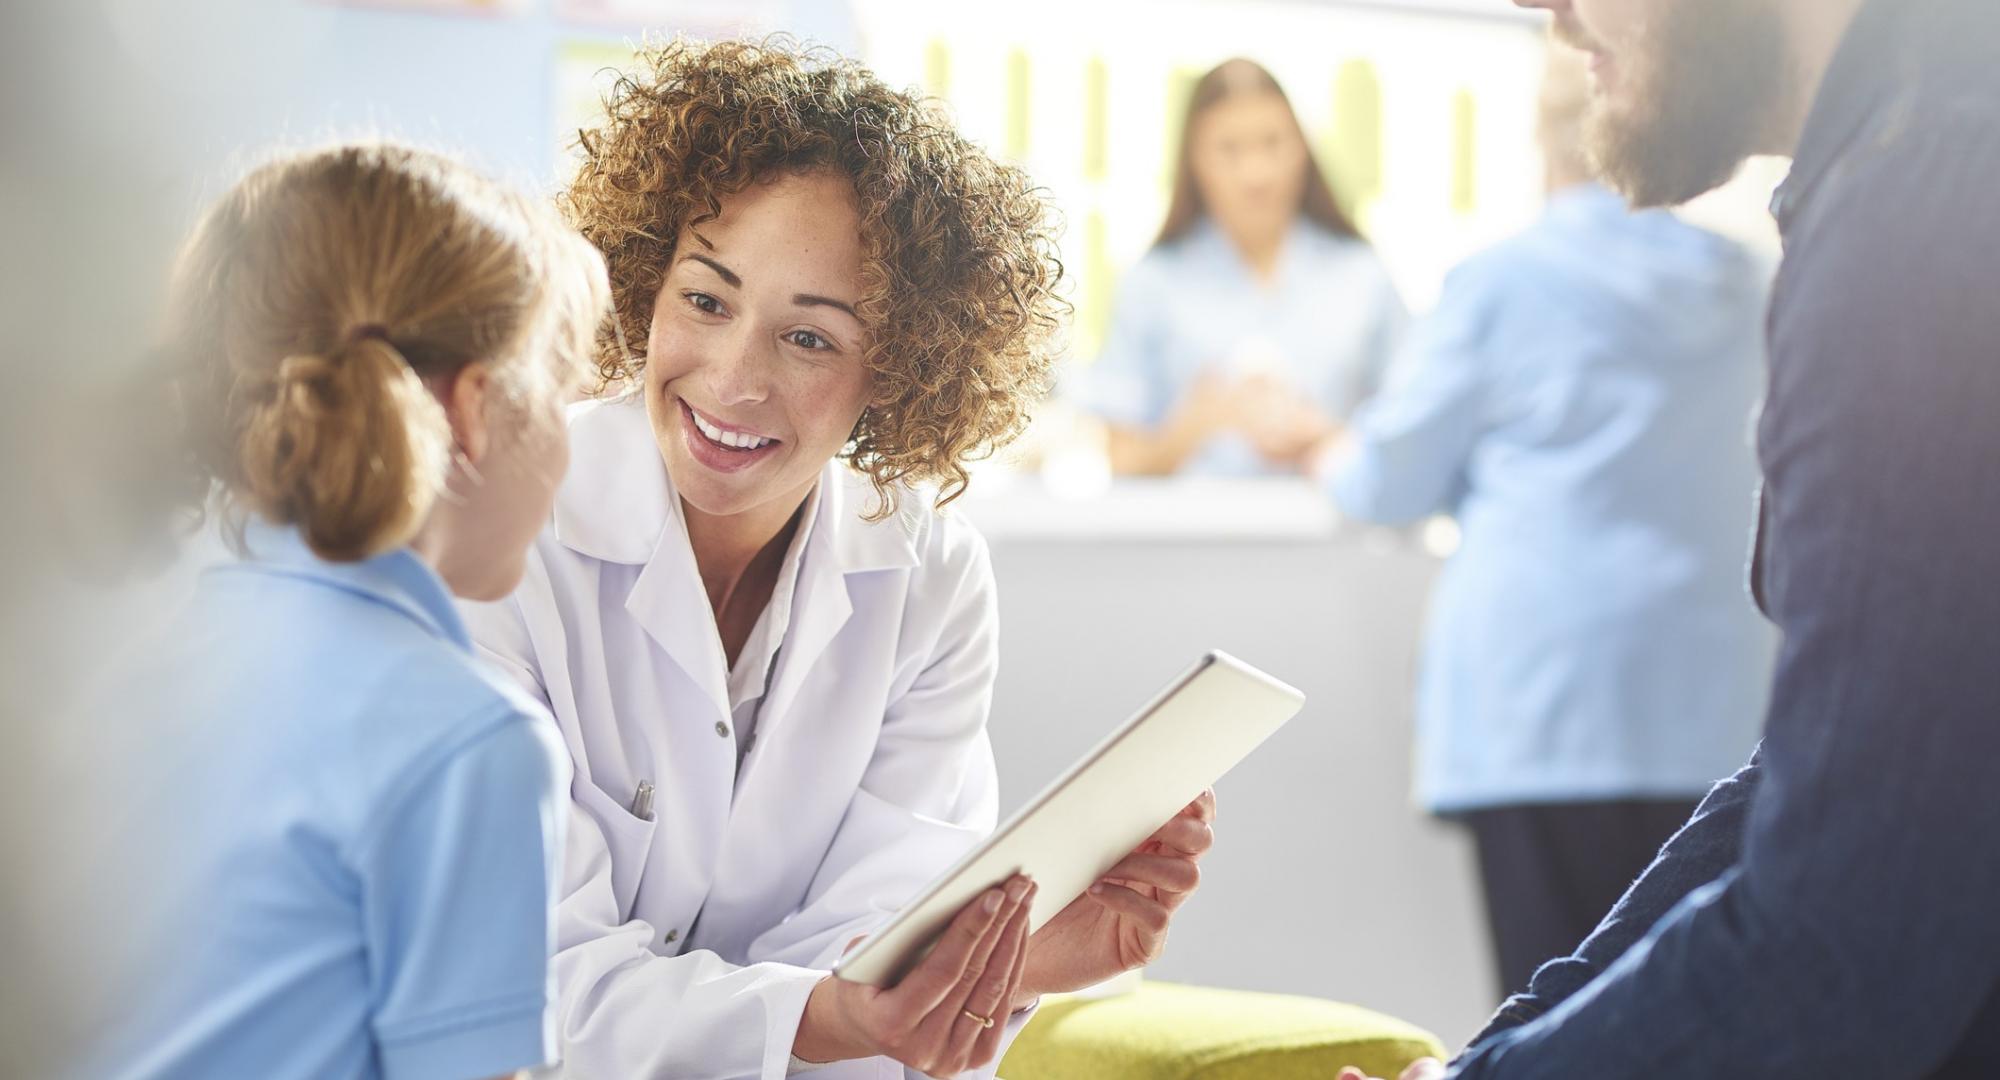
[
  {"xmin": 464, "ymin": 39, "xmax": 1218, "ymax": 1080},
  {"xmin": 100, "ymin": 143, "xmax": 609, "ymax": 1079}
]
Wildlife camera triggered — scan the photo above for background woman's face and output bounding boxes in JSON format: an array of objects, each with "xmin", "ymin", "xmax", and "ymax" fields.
[
  {"xmin": 1189, "ymin": 92, "xmax": 1310, "ymax": 244},
  {"xmin": 643, "ymin": 170, "xmax": 874, "ymax": 521}
]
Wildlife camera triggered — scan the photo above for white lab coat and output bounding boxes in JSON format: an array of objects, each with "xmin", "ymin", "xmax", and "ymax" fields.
[{"xmin": 462, "ymin": 396, "xmax": 1033, "ymax": 1080}]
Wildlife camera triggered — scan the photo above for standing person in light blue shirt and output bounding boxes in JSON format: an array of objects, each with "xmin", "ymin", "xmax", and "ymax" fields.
[
  {"xmin": 1317, "ymin": 49, "xmax": 1775, "ymax": 1002},
  {"xmin": 90, "ymin": 143, "xmax": 610, "ymax": 1080},
  {"xmin": 1083, "ymin": 58, "xmax": 1408, "ymax": 477}
]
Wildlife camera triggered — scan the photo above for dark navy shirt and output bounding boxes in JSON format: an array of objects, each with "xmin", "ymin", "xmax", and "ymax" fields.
[{"xmin": 1451, "ymin": 0, "xmax": 2000, "ymax": 1075}]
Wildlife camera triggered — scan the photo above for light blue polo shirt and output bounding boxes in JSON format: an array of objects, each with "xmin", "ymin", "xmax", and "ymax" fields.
[
  {"xmin": 95, "ymin": 522, "xmax": 567, "ymax": 1080},
  {"xmin": 1333, "ymin": 184, "xmax": 1777, "ymax": 813},
  {"xmin": 1080, "ymin": 217, "xmax": 1409, "ymax": 475}
]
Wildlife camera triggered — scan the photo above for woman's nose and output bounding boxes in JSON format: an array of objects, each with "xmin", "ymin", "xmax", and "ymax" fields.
[{"xmin": 707, "ymin": 332, "xmax": 772, "ymax": 406}]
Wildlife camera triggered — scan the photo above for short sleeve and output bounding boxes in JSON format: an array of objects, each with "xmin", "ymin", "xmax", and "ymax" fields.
[
  {"xmin": 1078, "ymin": 256, "xmax": 1176, "ymax": 427},
  {"xmin": 359, "ymin": 713, "xmax": 567, "ymax": 1080}
]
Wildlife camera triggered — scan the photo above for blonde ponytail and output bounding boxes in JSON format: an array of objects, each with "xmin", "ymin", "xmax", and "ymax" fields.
[
  {"xmin": 157, "ymin": 143, "xmax": 609, "ymax": 562},
  {"xmin": 239, "ymin": 337, "xmax": 451, "ymax": 561}
]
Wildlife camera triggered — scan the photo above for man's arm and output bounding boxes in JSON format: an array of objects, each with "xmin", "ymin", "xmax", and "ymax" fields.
[
  {"xmin": 1464, "ymin": 749, "xmax": 1760, "ymax": 1048},
  {"xmin": 1448, "ymin": 123, "xmax": 2000, "ymax": 1078}
]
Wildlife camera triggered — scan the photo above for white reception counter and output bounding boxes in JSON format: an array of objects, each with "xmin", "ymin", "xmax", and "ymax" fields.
[{"xmin": 962, "ymin": 476, "xmax": 1496, "ymax": 1046}]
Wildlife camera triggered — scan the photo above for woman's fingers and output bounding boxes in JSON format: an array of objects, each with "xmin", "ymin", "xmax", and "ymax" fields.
[
  {"xmin": 1088, "ymin": 881, "xmax": 1173, "ymax": 934},
  {"xmin": 1142, "ymin": 790, "xmax": 1216, "ymax": 855},
  {"xmin": 956, "ymin": 881, "xmax": 1035, "ymax": 1068},
  {"xmin": 1189, "ymin": 787, "xmax": 1218, "ymax": 823},
  {"xmin": 1151, "ymin": 815, "xmax": 1216, "ymax": 857},
  {"xmin": 889, "ymin": 875, "xmax": 1023, "ymax": 1016},
  {"xmin": 993, "ymin": 894, "xmax": 1033, "ymax": 1037},
  {"xmin": 1100, "ymin": 851, "xmax": 1202, "ymax": 897}
]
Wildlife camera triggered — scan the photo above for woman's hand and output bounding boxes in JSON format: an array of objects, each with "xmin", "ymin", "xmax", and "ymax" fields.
[
  {"xmin": 794, "ymin": 875, "xmax": 1037, "ymax": 1077},
  {"xmin": 1339, "ymin": 1058, "xmax": 1447, "ymax": 1080},
  {"xmin": 1237, "ymin": 375, "xmax": 1336, "ymax": 467},
  {"xmin": 1011, "ymin": 790, "xmax": 1217, "ymax": 1010}
]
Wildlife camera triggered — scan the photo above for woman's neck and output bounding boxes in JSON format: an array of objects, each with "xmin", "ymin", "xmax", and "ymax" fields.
[
  {"xmin": 681, "ymin": 481, "xmax": 815, "ymax": 661},
  {"xmin": 1226, "ymin": 220, "xmax": 1289, "ymax": 283}
]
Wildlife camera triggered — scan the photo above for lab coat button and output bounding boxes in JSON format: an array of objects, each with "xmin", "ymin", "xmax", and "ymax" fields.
[{"xmin": 715, "ymin": 720, "xmax": 730, "ymax": 738}]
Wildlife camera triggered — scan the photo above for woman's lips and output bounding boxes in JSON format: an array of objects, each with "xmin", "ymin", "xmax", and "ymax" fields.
[{"xmin": 678, "ymin": 398, "xmax": 781, "ymax": 474}]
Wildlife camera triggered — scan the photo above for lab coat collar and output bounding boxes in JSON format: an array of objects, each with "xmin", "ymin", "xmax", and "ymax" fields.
[
  {"xmin": 815, "ymin": 463, "xmax": 925, "ymax": 576},
  {"xmin": 552, "ymin": 394, "xmax": 923, "ymax": 726},
  {"xmin": 551, "ymin": 394, "xmax": 672, "ymax": 566},
  {"xmin": 233, "ymin": 518, "xmax": 471, "ymax": 651},
  {"xmin": 748, "ymin": 467, "xmax": 924, "ymax": 733}
]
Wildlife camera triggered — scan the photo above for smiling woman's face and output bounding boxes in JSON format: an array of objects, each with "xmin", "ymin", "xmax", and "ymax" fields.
[{"xmin": 643, "ymin": 170, "xmax": 873, "ymax": 523}]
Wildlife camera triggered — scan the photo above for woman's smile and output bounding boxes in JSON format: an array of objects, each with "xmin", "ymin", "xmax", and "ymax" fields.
[{"xmin": 677, "ymin": 396, "xmax": 784, "ymax": 474}]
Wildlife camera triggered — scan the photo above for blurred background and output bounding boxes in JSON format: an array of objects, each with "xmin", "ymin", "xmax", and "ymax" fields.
[{"xmin": 2, "ymin": 0, "xmax": 1790, "ymax": 1068}]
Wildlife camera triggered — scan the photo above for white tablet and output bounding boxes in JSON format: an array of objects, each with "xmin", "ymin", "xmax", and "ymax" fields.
[{"xmin": 834, "ymin": 649, "xmax": 1305, "ymax": 987}]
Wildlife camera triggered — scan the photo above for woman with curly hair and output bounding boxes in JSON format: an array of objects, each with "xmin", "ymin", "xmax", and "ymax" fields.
[{"xmin": 461, "ymin": 38, "xmax": 1218, "ymax": 1080}]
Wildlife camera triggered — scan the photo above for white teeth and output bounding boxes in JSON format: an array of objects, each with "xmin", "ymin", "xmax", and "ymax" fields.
[{"xmin": 690, "ymin": 408, "xmax": 771, "ymax": 451}]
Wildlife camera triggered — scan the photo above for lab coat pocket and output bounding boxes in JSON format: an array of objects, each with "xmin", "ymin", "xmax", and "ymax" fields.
[{"xmin": 571, "ymin": 777, "xmax": 657, "ymax": 921}]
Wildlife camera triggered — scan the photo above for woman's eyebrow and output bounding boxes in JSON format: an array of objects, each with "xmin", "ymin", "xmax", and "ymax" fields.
[
  {"xmin": 681, "ymin": 252, "xmax": 740, "ymax": 287},
  {"xmin": 681, "ymin": 255, "xmax": 854, "ymax": 319},
  {"xmin": 794, "ymin": 293, "xmax": 859, "ymax": 320}
]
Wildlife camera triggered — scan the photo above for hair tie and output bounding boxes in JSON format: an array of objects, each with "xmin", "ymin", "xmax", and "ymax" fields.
[{"xmin": 347, "ymin": 323, "xmax": 391, "ymax": 345}]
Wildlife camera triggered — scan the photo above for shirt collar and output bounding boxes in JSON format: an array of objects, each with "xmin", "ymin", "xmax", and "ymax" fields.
[
  {"xmin": 1543, "ymin": 182, "xmax": 1628, "ymax": 226},
  {"xmin": 1771, "ymin": 0, "xmax": 1970, "ymax": 232},
  {"xmin": 552, "ymin": 393, "xmax": 922, "ymax": 575},
  {"xmin": 234, "ymin": 518, "xmax": 470, "ymax": 650},
  {"xmin": 1179, "ymin": 216, "xmax": 1346, "ymax": 287}
]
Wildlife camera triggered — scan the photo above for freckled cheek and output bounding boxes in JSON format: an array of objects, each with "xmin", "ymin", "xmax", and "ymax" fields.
[
  {"xmin": 643, "ymin": 317, "xmax": 707, "ymax": 398},
  {"xmin": 780, "ymin": 360, "xmax": 873, "ymax": 450}
]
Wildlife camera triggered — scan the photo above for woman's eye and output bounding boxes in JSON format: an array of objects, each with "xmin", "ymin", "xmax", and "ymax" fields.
[
  {"xmin": 684, "ymin": 291, "xmax": 723, "ymax": 315},
  {"xmin": 787, "ymin": 330, "xmax": 832, "ymax": 351}
]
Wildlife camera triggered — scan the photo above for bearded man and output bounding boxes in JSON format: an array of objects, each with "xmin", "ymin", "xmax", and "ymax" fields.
[{"xmin": 1346, "ymin": 1, "xmax": 2000, "ymax": 1077}]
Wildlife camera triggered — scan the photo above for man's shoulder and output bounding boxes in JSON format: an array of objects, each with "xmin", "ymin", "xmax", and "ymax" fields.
[{"xmin": 1787, "ymin": 111, "xmax": 2000, "ymax": 279}]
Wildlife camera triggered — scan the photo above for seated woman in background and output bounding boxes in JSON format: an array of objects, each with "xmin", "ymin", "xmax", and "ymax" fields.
[
  {"xmin": 461, "ymin": 39, "xmax": 1217, "ymax": 1080},
  {"xmin": 1083, "ymin": 57, "xmax": 1407, "ymax": 477},
  {"xmin": 97, "ymin": 143, "xmax": 611, "ymax": 1079}
]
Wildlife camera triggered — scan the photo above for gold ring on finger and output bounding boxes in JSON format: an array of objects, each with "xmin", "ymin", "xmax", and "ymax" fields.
[{"xmin": 960, "ymin": 1008, "xmax": 996, "ymax": 1029}]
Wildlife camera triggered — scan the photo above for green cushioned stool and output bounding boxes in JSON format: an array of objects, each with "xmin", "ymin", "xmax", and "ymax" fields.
[{"xmin": 998, "ymin": 981, "xmax": 1446, "ymax": 1080}]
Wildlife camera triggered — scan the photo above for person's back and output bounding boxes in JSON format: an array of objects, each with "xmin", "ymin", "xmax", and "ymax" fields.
[
  {"xmin": 1447, "ymin": 187, "xmax": 1769, "ymax": 790},
  {"xmin": 1335, "ymin": 184, "xmax": 1773, "ymax": 813},
  {"xmin": 106, "ymin": 525, "xmax": 565, "ymax": 1078},
  {"xmin": 1329, "ymin": 177, "xmax": 1775, "ymax": 996},
  {"xmin": 84, "ymin": 142, "xmax": 612, "ymax": 1080},
  {"xmin": 1445, "ymin": 188, "xmax": 1765, "ymax": 585}
]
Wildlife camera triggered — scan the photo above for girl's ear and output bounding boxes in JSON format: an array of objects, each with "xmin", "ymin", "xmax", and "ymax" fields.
[{"xmin": 440, "ymin": 361, "xmax": 495, "ymax": 464}]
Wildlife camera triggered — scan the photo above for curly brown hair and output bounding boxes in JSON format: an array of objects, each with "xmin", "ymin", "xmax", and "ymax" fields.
[{"xmin": 560, "ymin": 37, "xmax": 1067, "ymax": 514}]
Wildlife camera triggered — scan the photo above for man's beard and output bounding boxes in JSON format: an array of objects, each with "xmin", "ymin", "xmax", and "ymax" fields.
[{"xmin": 1586, "ymin": 0, "xmax": 1793, "ymax": 208}]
